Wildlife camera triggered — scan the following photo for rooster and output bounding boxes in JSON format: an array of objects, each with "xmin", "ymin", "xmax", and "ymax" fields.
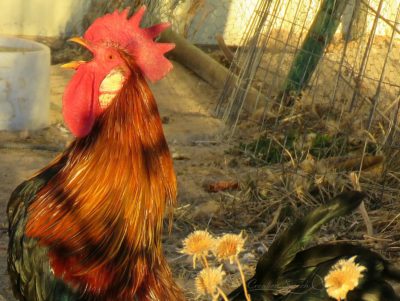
[{"xmin": 7, "ymin": 6, "xmax": 185, "ymax": 301}]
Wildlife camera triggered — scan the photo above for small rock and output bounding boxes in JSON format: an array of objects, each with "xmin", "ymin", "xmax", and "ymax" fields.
[
  {"xmin": 172, "ymin": 152, "xmax": 190, "ymax": 160},
  {"xmin": 189, "ymin": 200, "xmax": 220, "ymax": 219},
  {"xmin": 241, "ymin": 253, "xmax": 255, "ymax": 264},
  {"xmin": 161, "ymin": 116, "xmax": 170, "ymax": 124},
  {"xmin": 256, "ymin": 245, "xmax": 268, "ymax": 255},
  {"xmin": 224, "ymin": 261, "xmax": 239, "ymax": 274}
]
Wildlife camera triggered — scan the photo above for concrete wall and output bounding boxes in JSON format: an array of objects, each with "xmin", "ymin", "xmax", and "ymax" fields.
[
  {"xmin": 0, "ymin": 0, "xmax": 89, "ymax": 37},
  {"xmin": 170, "ymin": 0, "xmax": 258, "ymax": 45},
  {"xmin": 169, "ymin": 0, "xmax": 400, "ymax": 45},
  {"xmin": 0, "ymin": 0, "xmax": 398, "ymax": 44}
]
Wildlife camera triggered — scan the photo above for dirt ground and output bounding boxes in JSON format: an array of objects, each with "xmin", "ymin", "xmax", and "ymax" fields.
[{"xmin": 0, "ymin": 61, "xmax": 259, "ymax": 300}]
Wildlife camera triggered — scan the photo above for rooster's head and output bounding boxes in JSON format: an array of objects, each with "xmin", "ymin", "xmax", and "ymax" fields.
[{"xmin": 62, "ymin": 6, "xmax": 174, "ymax": 137}]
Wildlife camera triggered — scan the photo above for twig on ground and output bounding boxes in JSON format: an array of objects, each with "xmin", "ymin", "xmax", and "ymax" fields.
[
  {"xmin": 349, "ymin": 172, "xmax": 374, "ymax": 236},
  {"xmin": 257, "ymin": 204, "xmax": 282, "ymax": 240}
]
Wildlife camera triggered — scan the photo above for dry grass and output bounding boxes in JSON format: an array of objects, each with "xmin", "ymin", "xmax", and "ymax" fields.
[{"xmin": 171, "ymin": 49, "xmax": 400, "ymax": 295}]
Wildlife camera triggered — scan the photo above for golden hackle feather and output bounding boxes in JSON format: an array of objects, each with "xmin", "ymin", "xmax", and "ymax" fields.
[{"xmin": 25, "ymin": 59, "xmax": 184, "ymax": 300}]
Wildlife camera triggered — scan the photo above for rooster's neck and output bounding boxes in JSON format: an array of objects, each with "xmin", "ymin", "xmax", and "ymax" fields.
[
  {"xmin": 75, "ymin": 70, "xmax": 177, "ymax": 243},
  {"xmin": 26, "ymin": 70, "xmax": 181, "ymax": 299}
]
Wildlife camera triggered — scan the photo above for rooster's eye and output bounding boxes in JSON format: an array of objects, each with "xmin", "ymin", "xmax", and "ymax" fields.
[{"xmin": 108, "ymin": 54, "xmax": 114, "ymax": 60}]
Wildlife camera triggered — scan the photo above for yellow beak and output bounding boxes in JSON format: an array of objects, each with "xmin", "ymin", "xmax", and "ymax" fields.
[
  {"xmin": 68, "ymin": 37, "xmax": 91, "ymax": 49},
  {"xmin": 61, "ymin": 37, "xmax": 92, "ymax": 70},
  {"xmin": 60, "ymin": 60, "xmax": 86, "ymax": 70}
]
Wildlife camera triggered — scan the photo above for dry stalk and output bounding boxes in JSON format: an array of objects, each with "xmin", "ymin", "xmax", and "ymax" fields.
[
  {"xmin": 215, "ymin": 34, "xmax": 235, "ymax": 63},
  {"xmin": 234, "ymin": 256, "xmax": 251, "ymax": 301},
  {"xmin": 257, "ymin": 204, "xmax": 283, "ymax": 240},
  {"xmin": 349, "ymin": 172, "xmax": 373, "ymax": 236},
  {"xmin": 216, "ymin": 288, "xmax": 230, "ymax": 301}
]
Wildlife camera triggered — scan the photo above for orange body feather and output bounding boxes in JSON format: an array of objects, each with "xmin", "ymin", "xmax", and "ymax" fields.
[{"xmin": 26, "ymin": 68, "xmax": 185, "ymax": 300}]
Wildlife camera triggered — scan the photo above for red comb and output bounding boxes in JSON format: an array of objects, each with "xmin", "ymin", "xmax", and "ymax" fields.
[{"xmin": 84, "ymin": 6, "xmax": 174, "ymax": 82}]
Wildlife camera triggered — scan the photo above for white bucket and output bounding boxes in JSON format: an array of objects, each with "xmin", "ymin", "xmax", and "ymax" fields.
[{"xmin": 0, "ymin": 37, "xmax": 50, "ymax": 130}]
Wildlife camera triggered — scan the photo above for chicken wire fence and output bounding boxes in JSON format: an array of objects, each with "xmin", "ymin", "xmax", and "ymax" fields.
[{"xmin": 211, "ymin": 0, "xmax": 400, "ymax": 201}]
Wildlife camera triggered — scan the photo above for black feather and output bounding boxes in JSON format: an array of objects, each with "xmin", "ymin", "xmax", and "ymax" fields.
[
  {"xmin": 7, "ymin": 157, "xmax": 79, "ymax": 301},
  {"xmin": 228, "ymin": 191, "xmax": 366, "ymax": 301},
  {"xmin": 281, "ymin": 249, "xmax": 400, "ymax": 301},
  {"xmin": 280, "ymin": 243, "xmax": 400, "ymax": 284}
]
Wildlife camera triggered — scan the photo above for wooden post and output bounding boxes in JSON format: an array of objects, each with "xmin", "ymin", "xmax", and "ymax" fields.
[{"xmin": 160, "ymin": 29, "xmax": 264, "ymax": 113}]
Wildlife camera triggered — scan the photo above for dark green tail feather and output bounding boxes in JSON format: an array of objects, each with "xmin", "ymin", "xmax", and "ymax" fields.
[
  {"xmin": 228, "ymin": 191, "xmax": 366, "ymax": 301},
  {"xmin": 255, "ymin": 191, "xmax": 366, "ymax": 284},
  {"xmin": 8, "ymin": 156, "xmax": 80, "ymax": 301},
  {"xmin": 280, "ymin": 242, "xmax": 400, "ymax": 284},
  {"xmin": 280, "ymin": 247, "xmax": 400, "ymax": 301}
]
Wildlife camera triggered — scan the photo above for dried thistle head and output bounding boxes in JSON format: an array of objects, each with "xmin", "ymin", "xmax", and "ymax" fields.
[
  {"xmin": 324, "ymin": 256, "xmax": 366, "ymax": 300},
  {"xmin": 213, "ymin": 232, "xmax": 245, "ymax": 263},
  {"xmin": 181, "ymin": 230, "xmax": 214, "ymax": 268},
  {"xmin": 195, "ymin": 266, "xmax": 225, "ymax": 298}
]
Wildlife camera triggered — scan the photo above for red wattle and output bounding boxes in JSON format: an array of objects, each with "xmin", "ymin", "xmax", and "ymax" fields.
[{"xmin": 62, "ymin": 67, "xmax": 99, "ymax": 137}]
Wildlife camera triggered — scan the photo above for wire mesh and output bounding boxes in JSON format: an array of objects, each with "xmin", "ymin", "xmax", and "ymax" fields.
[
  {"xmin": 217, "ymin": 0, "xmax": 400, "ymax": 161},
  {"xmin": 211, "ymin": 1, "xmax": 400, "ymax": 233}
]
